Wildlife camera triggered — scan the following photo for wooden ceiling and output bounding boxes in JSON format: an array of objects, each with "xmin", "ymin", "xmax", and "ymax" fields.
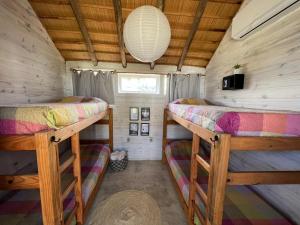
[{"xmin": 29, "ymin": 0, "xmax": 242, "ymax": 70}]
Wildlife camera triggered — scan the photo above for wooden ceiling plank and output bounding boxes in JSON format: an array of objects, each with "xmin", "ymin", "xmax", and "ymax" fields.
[
  {"xmin": 69, "ymin": 0, "xmax": 98, "ymax": 66},
  {"xmin": 177, "ymin": 0, "xmax": 208, "ymax": 71},
  {"xmin": 31, "ymin": 1, "xmax": 235, "ymax": 20},
  {"xmin": 112, "ymin": 0, "xmax": 127, "ymax": 68}
]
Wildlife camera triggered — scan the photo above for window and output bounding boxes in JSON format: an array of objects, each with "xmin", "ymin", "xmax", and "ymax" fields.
[{"xmin": 118, "ymin": 73, "xmax": 161, "ymax": 94}]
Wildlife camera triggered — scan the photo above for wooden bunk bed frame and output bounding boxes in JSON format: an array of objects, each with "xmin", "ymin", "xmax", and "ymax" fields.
[
  {"xmin": 162, "ymin": 108, "xmax": 300, "ymax": 225},
  {"xmin": 0, "ymin": 107, "xmax": 113, "ymax": 225}
]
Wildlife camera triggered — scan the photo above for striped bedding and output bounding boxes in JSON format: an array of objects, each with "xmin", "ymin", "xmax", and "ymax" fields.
[
  {"xmin": 169, "ymin": 99, "xmax": 300, "ymax": 137},
  {"xmin": 0, "ymin": 144, "xmax": 110, "ymax": 225},
  {"xmin": 165, "ymin": 140, "xmax": 295, "ymax": 225},
  {"xmin": 0, "ymin": 96, "xmax": 108, "ymax": 135},
  {"xmin": 75, "ymin": 144, "xmax": 110, "ymax": 204}
]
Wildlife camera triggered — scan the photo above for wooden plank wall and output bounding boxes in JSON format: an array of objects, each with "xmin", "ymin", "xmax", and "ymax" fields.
[
  {"xmin": 0, "ymin": 0, "xmax": 66, "ymax": 104},
  {"xmin": 0, "ymin": 0, "xmax": 66, "ymax": 174},
  {"xmin": 205, "ymin": 5, "xmax": 300, "ymax": 111},
  {"xmin": 205, "ymin": 2, "xmax": 300, "ymax": 223}
]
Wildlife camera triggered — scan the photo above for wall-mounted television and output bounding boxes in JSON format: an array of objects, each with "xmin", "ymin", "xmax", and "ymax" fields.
[{"xmin": 222, "ymin": 74, "xmax": 244, "ymax": 90}]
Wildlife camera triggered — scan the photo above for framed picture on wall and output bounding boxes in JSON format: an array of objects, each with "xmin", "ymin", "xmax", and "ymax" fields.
[
  {"xmin": 129, "ymin": 122, "xmax": 139, "ymax": 136},
  {"xmin": 140, "ymin": 123, "xmax": 150, "ymax": 136},
  {"xmin": 141, "ymin": 107, "xmax": 150, "ymax": 121},
  {"xmin": 129, "ymin": 107, "xmax": 139, "ymax": 121}
]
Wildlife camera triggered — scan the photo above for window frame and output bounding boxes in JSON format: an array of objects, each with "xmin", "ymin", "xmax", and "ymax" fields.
[{"xmin": 116, "ymin": 73, "xmax": 165, "ymax": 97}]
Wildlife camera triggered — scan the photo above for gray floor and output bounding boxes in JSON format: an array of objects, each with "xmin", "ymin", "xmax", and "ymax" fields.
[{"xmin": 85, "ymin": 161, "xmax": 188, "ymax": 225}]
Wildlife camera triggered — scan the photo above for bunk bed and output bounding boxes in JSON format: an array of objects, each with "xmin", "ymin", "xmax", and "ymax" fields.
[
  {"xmin": 0, "ymin": 97, "xmax": 113, "ymax": 225},
  {"xmin": 162, "ymin": 99, "xmax": 300, "ymax": 225}
]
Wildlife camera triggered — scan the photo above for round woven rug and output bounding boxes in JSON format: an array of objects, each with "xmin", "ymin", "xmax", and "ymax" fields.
[{"xmin": 95, "ymin": 190, "xmax": 162, "ymax": 225}]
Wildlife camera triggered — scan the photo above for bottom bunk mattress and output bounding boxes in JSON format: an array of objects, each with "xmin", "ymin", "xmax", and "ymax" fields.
[
  {"xmin": 0, "ymin": 144, "xmax": 110, "ymax": 225},
  {"xmin": 165, "ymin": 140, "xmax": 295, "ymax": 225}
]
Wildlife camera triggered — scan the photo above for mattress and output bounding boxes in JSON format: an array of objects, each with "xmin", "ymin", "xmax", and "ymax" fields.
[
  {"xmin": 165, "ymin": 141, "xmax": 295, "ymax": 225},
  {"xmin": 168, "ymin": 99, "xmax": 300, "ymax": 137},
  {"xmin": 73, "ymin": 144, "xmax": 110, "ymax": 204},
  {"xmin": 0, "ymin": 144, "xmax": 110, "ymax": 225},
  {"xmin": 0, "ymin": 96, "xmax": 108, "ymax": 135}
]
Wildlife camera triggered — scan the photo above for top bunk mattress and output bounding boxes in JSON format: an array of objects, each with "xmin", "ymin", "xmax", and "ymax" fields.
[
  {"xmin": 0, "ymin": 96, "xmax": 108, "ymax": 135},
  {"xmin": 168, "ymin": 98, "xmax": 300, "ymax": 137}
]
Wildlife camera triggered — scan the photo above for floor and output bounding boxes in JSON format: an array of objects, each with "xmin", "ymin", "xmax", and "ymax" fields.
[{"xmin": 85, "ymin": 161, "xmax": 188, "ymax": 225}]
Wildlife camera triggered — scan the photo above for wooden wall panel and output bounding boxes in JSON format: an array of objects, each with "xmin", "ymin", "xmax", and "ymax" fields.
[
  {"xmin": 205, "ymin": 7, "xmax": 300, "ymax": 111},
  {"xmin": 205, "ymin": 3, "xmax": 300, "ymax": 223},
  {"xmin": 0, "ymin": 0, "xmax": 66, "ymax": 175},
  {"xmin": 0, "ymin": 0, "xmax": 66, "ymax": 104}
]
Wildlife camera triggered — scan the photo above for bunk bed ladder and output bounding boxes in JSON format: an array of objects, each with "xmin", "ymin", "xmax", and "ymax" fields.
[
  {"xmin": 188, "ymin": 134, "xmax": 230, "ymax": 225},
  {"xmin": 59, "ymin": 133, "xmax": 84, "ymax": 225}
]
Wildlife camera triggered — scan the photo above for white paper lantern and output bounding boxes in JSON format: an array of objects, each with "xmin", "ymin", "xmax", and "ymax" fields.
[{"xmin": 123, "ymin": 5, "xmax": 171, "ymax": 62}]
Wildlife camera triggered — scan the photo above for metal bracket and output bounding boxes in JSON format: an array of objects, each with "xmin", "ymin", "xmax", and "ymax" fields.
[
  {"xmin": 50, "ymin": 136, "xmax": 61, "ymax": 143},
  {"xmin": 210, "ymin": 135, "xmax": 219, "ymax": 147}
]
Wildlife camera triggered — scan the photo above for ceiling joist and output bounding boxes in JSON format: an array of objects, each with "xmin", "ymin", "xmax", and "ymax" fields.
[
  {"xmin": 177, "ymin": 0, "xmax": 208, "ymax": 71},
  {"xmin": 69, "ymin": 0, "xmax": 98, "ymax": 66},
  {"xmin": 112, "ymin": 0, "xmax": 127, "ymax": 68},
  {"xmin": 150, "ymin": 0, "xmax": 166, "ymax": 70}
]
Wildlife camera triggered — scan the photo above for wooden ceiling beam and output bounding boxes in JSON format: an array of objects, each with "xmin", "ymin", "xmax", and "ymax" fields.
[
  {"xmin": 157, "ymin": 0, "xmax": 165, "ymax": 11},
  {"xmin": 69, "ymin": 0, "xmax": 98, "ymax": 66},
  {"xmin": 54, "ymin": 40, "xmax": 217, "ymax": 53},
  {"xmin": 150, "ymin": 0, "xmax": 166, "ymax": 70},
  {"xmin": 41, "ymin": 19, "xmax": 227, "ymax": 34},
  {"xmin": 177, "ymin": 0, "xmax": 208, "ymax": 71},
  {"xmin": 60, "ymin": 50, "xmax": 209, "ymax": 62},
  {"xmin": 112, "ymin": 0, "xmax": 127, "ymax": 68},
  {"xmin": 54, "ymin": 39, "xmax": 219, "ymax": 46}
]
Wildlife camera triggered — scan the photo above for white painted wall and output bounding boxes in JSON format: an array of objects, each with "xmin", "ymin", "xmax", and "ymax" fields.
[{"xmin": 66, "ymin": 61, "xmax": 205, "ymax": 160}]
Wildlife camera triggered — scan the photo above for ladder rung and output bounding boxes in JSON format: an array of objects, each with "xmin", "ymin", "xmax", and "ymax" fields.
[
  {"xmin": 60, "ymin": 154, "xmax": 75, "ymax": 174},
  {"xmin": 196, "ymin": 155, "xmax": 210, "ymax": 172},
  {"xmin": 62, "ymin": 178, "xmax": 77, "ymax": 202},
  {"xmin": 195, "ymin": 182, "xmax": 207, "ymax": 206},
  {"xmin": 65, "ymin": 203, "xmax": 78, "ymax": 225},
  {"xmin": 194, "ymin": 202, "xmax": 206, "ymax": 225}
]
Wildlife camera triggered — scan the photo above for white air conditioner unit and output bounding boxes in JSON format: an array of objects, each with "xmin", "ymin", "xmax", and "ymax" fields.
[{"xmin": 232, "ymin": 0, "xmax": 300, "ymax": 40}]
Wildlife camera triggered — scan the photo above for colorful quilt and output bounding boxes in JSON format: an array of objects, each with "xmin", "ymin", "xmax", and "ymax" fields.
[
  {"xmin": 165, "ymin": 141, "xmax": 295, "ymax": 225},
  {"xmin": 0, "ymin": 96, "xmax": 108, "ymax": 135},
  {"xmin": 0, "ymin": 144, "xmax": 110, "ymax": 225},
  {"xmin": 0, "ymin": 185, "xmax": 76, "ymax": 225},
  {"xmin": 75, "ymin": 144, "xmax": 110, "ymax": 204},
  {"xmin": 169, "ymin": 99, "xmax": 300, "ymax": 137}
]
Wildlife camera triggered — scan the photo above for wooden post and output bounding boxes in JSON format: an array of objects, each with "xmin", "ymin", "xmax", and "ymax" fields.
[
  {"xmin": 71, "ymin": 133, "xmax": 84, "ymax": 224},
  {"xmin": 35, "ymin": 132, "xmax": 63, "ymax": 225},
  {"xmin": 108, "ymin": 107, "xmax": 114, "ymax": 151},
  {"xmin": 188, "ymin": 134, "xmax": 200, "ymax": 224},
  {"xmin": 112, "ymin": 0, "xmax": 127, "ymax": 68},
  {"xmin": 162, "ymin": 108, "xmax": 168, "ymax": 163},
  {"xmin": 207, "ymin": 134, "xmax": 231, "ymax": 225},
  {"xmin": 177, "ymin": 0, "xmax": 208, "ymax": 71},
  {"xmin": 69, "ymin": 0, "xmax": 98, "ymax": 66},
  {"xmin": 157, "ymin": 0, "xmax": 165, "ymax": 11}
]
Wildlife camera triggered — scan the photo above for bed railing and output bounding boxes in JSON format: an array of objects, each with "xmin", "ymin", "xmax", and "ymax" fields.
[
  {"xmin": 162, "ymin": 108, "xmax": 300, "ymax": 225},
  {"xmin": 0, "ymin": 107, "xmax": 113, "ymax": 225}
]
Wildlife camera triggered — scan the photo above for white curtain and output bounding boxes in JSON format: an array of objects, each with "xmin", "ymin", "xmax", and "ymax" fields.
[
  {"xmin": 167, "ymin": 73, "xmax": 201, "ymax": 102},
  {"xmin": 72, "ymin": 70, "xmax": 115, "ymax": 104}
]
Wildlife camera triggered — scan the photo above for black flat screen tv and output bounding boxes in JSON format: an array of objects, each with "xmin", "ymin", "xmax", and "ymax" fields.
[{"xmin": 222, "ymin": 74, "xmax": 244, "ymax": 90}]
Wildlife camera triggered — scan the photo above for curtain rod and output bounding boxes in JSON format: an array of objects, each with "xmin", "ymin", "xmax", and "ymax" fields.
[{"xmin": 70, "ymin": 68, "xmax": 205, "ymax": 76}]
